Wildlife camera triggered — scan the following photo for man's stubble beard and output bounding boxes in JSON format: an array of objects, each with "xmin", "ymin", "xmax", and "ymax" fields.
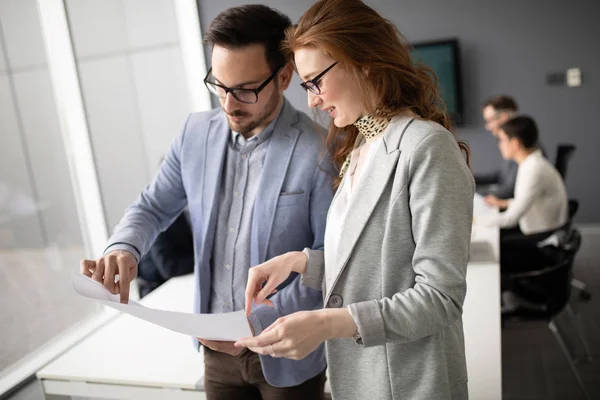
[{"xmin": 227, "ymin": 85, "xmax": 282, "ymax": 135}]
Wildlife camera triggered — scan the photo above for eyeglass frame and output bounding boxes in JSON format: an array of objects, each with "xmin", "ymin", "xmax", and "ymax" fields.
[
  {"xmin": 300, "ymin": 61, "xmax": 338, "ymax": 95},
  {"xmin": 483, "ymin": 109, "xmax": 513, "ymax": 125},
  {"xmin": 203, "ymin": 65, "xmax": 283, "ymax": 104}
]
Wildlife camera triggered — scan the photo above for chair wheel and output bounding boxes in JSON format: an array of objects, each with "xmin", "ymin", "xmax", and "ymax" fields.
[{"xmin": 579, "ymin": 291, "xmax": 592, "ymax": 301}]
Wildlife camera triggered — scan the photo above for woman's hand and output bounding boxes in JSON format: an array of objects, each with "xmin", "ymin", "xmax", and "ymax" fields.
[
  {"xmin": 244, "ymin": 251, "xmax": 308, "ymax": 315},
  {"xmin": 235, "ymin": 308, "xmax": 358, "ymax": 360},
  {"xmin": 235, "ymin": 310, "xmax": 327, "ymax": 360}
]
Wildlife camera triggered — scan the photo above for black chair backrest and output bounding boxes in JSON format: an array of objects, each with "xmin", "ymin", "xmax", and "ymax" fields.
[
  {"xmin": 540, "ymin": 228, "xmax": 581, "ymax": 315},
  {"xmin": 562, "ymin": 228, "xmax": 582, "ymax": 254},
  {"xmin": 512, "ymin": 228, "xmax": 582, "ymax": 317},
  {"xmin": 568, "ymin": 199, "xmax": 579, "ymax": 220},
  {"xmin": 555, "ymin": 144, "xmax": 576, "ymax": 179}
]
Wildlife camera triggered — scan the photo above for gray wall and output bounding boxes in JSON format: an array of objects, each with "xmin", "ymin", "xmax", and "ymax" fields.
[{"xmin": 198, "ymin": 0, "xmax": 600, "ymax": 223}]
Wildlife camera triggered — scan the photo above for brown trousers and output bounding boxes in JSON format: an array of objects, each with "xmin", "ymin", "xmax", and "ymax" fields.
[{"xmin": 203, "ymin": 347, "xmax": 326, "ymax": 400}]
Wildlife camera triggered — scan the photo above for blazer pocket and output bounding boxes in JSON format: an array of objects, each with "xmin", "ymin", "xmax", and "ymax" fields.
[
  {"xmin": 277, "ymin": 190, "xmax": 306, "ymax": 207},
  {"xmin": 279, "ymin": 190, "xmax": 305, "ymax": 196}
]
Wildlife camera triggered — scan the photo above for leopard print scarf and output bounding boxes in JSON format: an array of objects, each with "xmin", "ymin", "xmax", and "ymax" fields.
[{"xmin": 338, "ymin": 114, "xmax": 391, "ymax": 178}]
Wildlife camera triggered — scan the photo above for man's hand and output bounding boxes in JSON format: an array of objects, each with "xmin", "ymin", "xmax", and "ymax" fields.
[
  {"xmin": 198, "ymin": 339, "xmax": 243, "ymax": 356},
  {"xmin": 484, "ymin": 195, "xmax": 499, "ymax": 206},
  {"xmin": 80, "ymin": 250, "xmax": 138, "ymax": 304},
  {"xmin": 484, "ymin": 195, "xmax": 509, "ymax": 209},
  {"xmin": 197, "ymin": 318, "xmax": 254, "ymax": 356}
]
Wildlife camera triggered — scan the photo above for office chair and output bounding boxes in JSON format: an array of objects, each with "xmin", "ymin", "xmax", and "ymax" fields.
[
  {"xmin": 565, "ymin": 199, "xmax": 592, "ymax": 301},
  {"xmin": 568, "ymin": 199, "xmax": 579, "ymax": 220},
  {"xmin": 555, "ymin": 144, "xmax": 576, "ymax": 180},
  {"xmin": 502, "ymin": 228, "xmax": 592, "ymax": 400}
]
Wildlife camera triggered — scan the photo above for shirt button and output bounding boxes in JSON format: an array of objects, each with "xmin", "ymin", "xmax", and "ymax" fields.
[
  {"xmin": 225, "ymin": 300, "xmax": 231, "ymax": 306},
  {"xmin": 235, "ymin": 191, "xmax": 240, "ymax": 197},
  {"xmin": 241, "ymin": 154, "xmax": 247, "ymax": 160},
  {"xmin": 225, "ymin": 264, "xmax": 231, "ymax": 270},
  {"xmin": 229, "ymin": 228, "xmax": 235, "ymax": 233}
]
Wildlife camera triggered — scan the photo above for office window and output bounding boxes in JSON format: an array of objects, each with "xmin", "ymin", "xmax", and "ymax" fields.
[
  {"xmin": 0, "ymin": 0, "xmax": 206, "ymax": 393},
  {"xmin": 0, "ymin": 0, "xmax": 96, "ymax": 377}
]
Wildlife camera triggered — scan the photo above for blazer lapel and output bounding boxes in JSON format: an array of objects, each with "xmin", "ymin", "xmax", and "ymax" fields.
[
  {"xmin": 199, "ymin": 113, "xmax": 229, "ymax": 258},
  {"xmin": 251, "ymin": 100, "xmax": 300, "ymax": 265},
  {"xmin": 325, "ymin": 117, "xmax": 415, "ymax": 301}
]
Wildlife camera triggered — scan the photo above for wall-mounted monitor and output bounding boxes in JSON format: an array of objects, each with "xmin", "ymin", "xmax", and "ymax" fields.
[{"xmin": 410, "ymin": 39, "xmax": 464, "ymax": 126}]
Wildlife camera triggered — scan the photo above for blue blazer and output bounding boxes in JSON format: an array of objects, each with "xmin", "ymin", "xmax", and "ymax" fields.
[{"xmin": 106, "ymin": 99, "xmax": 333, "ymax": 387}]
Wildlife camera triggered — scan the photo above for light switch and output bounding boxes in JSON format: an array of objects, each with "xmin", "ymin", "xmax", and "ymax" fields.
[
  {"xmin": 567, "ymin": 68, "xmax": 582, "ymax": 87},
  {"xmin": 546, "ymin": 72, "xmax": 565, "ymax": 86}
]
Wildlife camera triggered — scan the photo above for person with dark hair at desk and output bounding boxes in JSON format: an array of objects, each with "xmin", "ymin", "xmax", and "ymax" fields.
[
  {"xmin": 136, "ymin": 211, "xmax": 194, "ymax": 298},
  {"xmin": 475, "ymin": 95, "xmax": 519, "ymax": 198},
  {"xmin": 79, "ymin": 4, "xmax": 334, "ymax": 399},
  {"xmin": 475, "ymin": 115, "xmax": 568, "ymax": 274}
]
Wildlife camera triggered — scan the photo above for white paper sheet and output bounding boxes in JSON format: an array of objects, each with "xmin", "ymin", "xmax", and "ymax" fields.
[
  {"xmin": 473, "ymin": 193, "xmax": 495, "ymax": 218},
  {"xmin": 72, "ymin": 272, "xmax": 252, "ymax": 341}
]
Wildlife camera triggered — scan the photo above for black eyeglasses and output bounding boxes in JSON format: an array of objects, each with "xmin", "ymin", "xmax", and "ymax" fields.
[
  {"xmin": 204, "ymin": 66, "xmax": 283, "ymax": 104},
  {"xmin": 300, "ymin": 61, "xmax": 338, "ymax": 95}
]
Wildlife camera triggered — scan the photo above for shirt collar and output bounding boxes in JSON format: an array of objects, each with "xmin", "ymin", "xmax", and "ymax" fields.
[
  {"xmin": 521, "ymin": 148, "xmax": 543, "ymax": 166},
  {"xmin": 230, "ymin": 102, "xmax": 285, "ymax": 147}
]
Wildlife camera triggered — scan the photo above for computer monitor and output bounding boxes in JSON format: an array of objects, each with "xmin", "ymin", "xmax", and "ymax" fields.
[{"xmin": 410, "ymin": 39, "xmax": 464, "ymax": 126}]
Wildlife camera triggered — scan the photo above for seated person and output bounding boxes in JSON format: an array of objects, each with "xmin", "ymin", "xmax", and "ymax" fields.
[
  {"xmin": 137, "ymin": 211, "xmax": 194, "ymax": 297},
  {"xmin": 475, "ymin": 95, "xmax": 519, "ymax": 199},
  {"xmin": 476, "ymin": 115, "xmax": 568, "ymax": 275}
]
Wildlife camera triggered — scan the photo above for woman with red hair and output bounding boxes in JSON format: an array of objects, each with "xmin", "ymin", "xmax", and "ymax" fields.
[{"xmin": 236, "ymin": 1, "xmax": 474, "ymax": 398}]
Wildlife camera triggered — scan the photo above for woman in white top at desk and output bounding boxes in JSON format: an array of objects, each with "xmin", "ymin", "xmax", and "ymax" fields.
[
  {"xmin": 477, "ymin": 115, "xmax": 568, "ymax": 273},
  {"xmin": 235, "ymin": 1, "xmax": 475, "ymax": 399}
]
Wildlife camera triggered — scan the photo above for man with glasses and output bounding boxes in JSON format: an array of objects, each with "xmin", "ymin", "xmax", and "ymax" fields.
[
  {"xmin": 475, "ymin": 95, "xmax": 519, "ymax": 199},
  {"xmin": 80, "ymin": 5, "xmax": 332, "ymax": 399}
]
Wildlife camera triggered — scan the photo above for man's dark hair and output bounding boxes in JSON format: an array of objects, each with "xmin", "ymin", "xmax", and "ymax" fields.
[
  {"xmin": 482, "ymin": 95, "xmax": 519, "ymax": 112},
  {"xmin": 204, "ymin": 5, "xmax": 292, "ymax": 71},
  {"xmin": 500, "ymin": 115, "xmax": 538, "ymax": 149}
]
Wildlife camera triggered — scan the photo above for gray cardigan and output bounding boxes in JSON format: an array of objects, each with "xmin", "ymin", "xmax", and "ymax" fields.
[{"xmin": 303, "ymin": 116, "xmax": 475, "ymax": 400}]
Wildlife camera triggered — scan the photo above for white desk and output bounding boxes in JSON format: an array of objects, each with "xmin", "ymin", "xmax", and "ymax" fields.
[
  {"xmin": 37, "ymin": 275, "xmax": 206, "ymax": 400},
  {"xmin": 38, "ymin": 198, "xmax": 502, "ymax": 400},
  {"xmin": 463, "ymin": 195, "xmax": 502, "ymax": 400}
]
